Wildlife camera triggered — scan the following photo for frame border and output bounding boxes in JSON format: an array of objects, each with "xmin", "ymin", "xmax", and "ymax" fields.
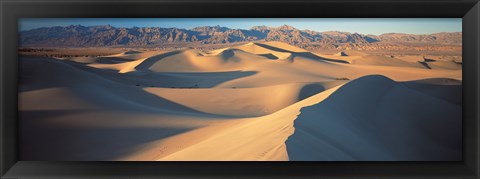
[{"xmin": 1, "ymin": 0, "xmax": 479, "ymax": 178}]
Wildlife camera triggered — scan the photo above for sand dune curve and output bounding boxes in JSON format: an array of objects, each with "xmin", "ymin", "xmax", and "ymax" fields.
[
  {"xmin": 286, "ymin": 75, "xmax": 462, "ymax": 161},
  {"xmin": 18, "ymin": 40, "xmax": 462, "ymax": 161}
]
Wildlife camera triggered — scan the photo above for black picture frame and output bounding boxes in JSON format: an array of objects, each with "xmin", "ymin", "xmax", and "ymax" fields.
[{"xmin": 1, "ymin": 0, "xmax": 479, "ymax": 178}]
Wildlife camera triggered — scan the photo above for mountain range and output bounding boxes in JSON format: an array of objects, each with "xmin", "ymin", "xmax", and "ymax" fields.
[{"xmin": 19, "ymin": 25, "xmax": 462, "ymax": 47}]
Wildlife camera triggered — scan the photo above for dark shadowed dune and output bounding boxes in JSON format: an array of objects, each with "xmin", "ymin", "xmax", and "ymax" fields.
[{"xmin": 286, "ymin": 75, "xmax": 462, "ymax": 161}]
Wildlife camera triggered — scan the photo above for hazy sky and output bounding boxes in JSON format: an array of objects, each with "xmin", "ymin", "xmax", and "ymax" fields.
[{"xmin": 19, "ymin": 18, "xmax": 461, "ymax": 35}]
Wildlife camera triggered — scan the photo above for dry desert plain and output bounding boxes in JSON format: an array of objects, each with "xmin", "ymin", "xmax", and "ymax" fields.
[{"xmin": 18, "ymin": 41, "xmax": 462, "ymax": 161}]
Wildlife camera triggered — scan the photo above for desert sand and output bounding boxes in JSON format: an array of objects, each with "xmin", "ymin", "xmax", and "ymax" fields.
[{"xmin": 18, "ymin": 41, "xmax": 462, "ymax": 161}]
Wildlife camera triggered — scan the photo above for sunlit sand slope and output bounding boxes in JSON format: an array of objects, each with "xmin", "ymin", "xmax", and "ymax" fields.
[{"xmin": 18, "ymin": 41, "xmax": 462, "ymax": 161}]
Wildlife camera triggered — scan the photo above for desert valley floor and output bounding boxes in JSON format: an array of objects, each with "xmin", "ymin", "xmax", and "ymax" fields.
[{"xmin": 19, "ymin": 41, "xmax": 462, "ymax": 161}]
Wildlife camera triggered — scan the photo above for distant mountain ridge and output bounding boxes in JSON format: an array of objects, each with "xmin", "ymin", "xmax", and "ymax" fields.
[{"xmin": 19, "ymin": 24, "xmax": 462, "ymax": 47}]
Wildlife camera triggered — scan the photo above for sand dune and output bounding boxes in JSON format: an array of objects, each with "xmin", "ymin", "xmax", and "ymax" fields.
[
  {"xmin": 233, "ymin": 42, "xmax": 293, "ymax": 60},
  {"xmin": 157, "ymin": 84, "xmax": 344, "ymax": 161},
  {"xmin": 133, "ymin": 48, "xmax": 278, "ymax": 72},
  {"xmin": 18, "ymin": 41, "xmax": 462, "ymax": 161},
  {"xmin": 286, "ymin": 75, "xmax": 461, "ymax": 161},
  {"xmin": 144, "ymin": 82, "xmax": 341, "ymax": 117}
]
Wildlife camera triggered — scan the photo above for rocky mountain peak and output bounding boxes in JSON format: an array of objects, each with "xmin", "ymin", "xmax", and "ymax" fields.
[
  {"xmin": 276, "ymin": 25, "xmax": 297, "ymax": 31},
  {"xmin": 19, "ymin": 25, "xmax": 462, "ymax": 47}
]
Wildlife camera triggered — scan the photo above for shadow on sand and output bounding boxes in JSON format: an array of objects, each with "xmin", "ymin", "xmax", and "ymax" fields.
[
  {"xmin": 254, "ymin": 43, "xmax": 349, "ymax": 64},
  {"xmin": 19, "ymin": 109, "xmax": 197, "ymax": 160}
]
